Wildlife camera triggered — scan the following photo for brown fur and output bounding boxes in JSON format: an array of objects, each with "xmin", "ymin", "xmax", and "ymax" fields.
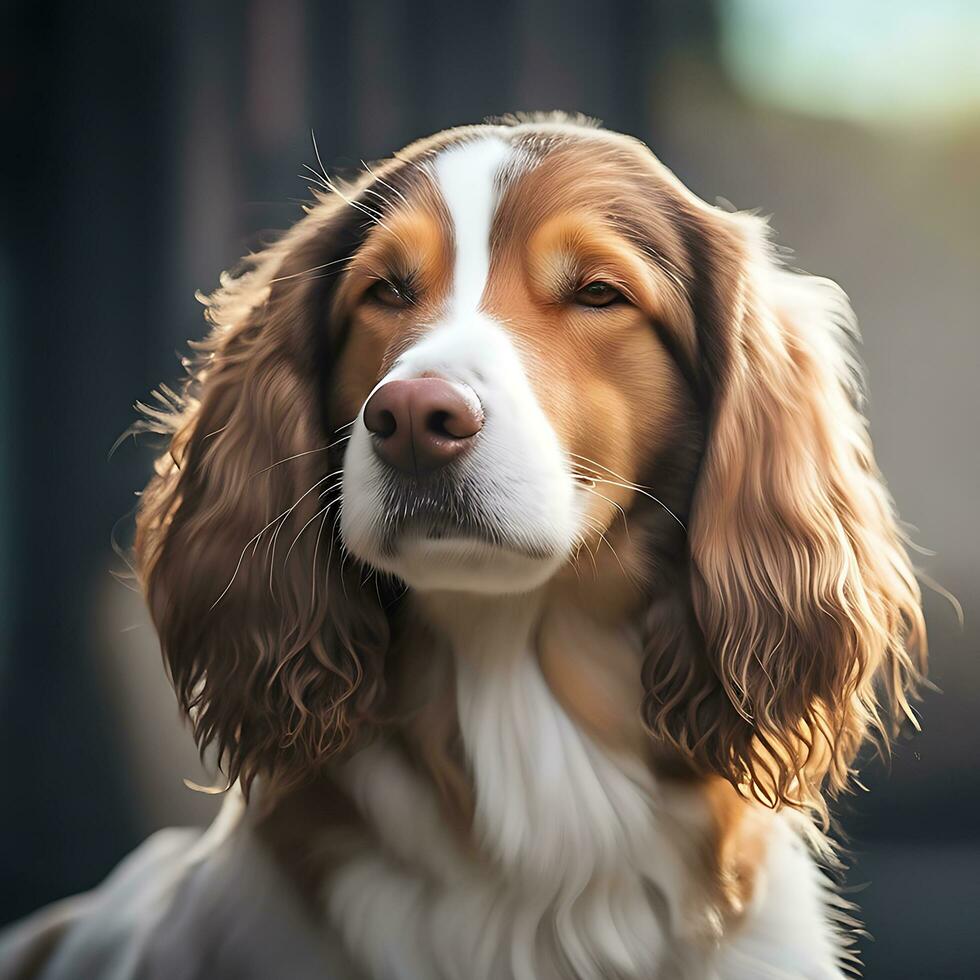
[{"xmin": 135, "ymin": 116, "xmax": 925, "ymax": 866}]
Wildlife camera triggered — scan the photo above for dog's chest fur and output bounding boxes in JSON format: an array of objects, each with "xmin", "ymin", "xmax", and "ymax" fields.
[
  {"xmin": 320, "ymin": 596, "xmax": 743, "ymax": 980},
  {"xmin": 315, "ymin": 595, "xmax": 845, "ymax": 980}
]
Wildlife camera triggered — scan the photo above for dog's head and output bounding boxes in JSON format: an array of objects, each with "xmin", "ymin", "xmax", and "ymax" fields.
[{"xmin": 136, "ymin": 115, "xmax": 924, "ymax": 812}]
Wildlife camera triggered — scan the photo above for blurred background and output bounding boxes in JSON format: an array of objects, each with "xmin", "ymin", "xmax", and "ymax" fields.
[{"xmin": 1, "ymin": 1, "xmax": 977, "ymax": 976}]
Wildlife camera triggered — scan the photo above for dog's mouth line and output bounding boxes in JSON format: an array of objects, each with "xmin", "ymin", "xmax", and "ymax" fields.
[
  {"xmin": 406, "ymin": 533, "xmax": 547, "ymax": 559},
  {"xmin": 378, "ymin": 516, "xmax": 557, "ymax": 562}
]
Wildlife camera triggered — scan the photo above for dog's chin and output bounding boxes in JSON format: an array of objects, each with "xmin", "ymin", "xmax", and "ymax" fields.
[
  {"xmin": 391, "ymin": 533, "xmax": 565, "ymax": 594},
  {"xmin": 346, "ymin": 526, "xmax": 567, "ymax": 596}
]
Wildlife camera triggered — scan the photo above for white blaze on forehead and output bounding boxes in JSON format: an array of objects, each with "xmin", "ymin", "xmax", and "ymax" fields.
[
  {"xmin": 433, "ymin": 137, "xmax": 512, "ymax": 316},
  {"xmin": 342, "ymin": 134, "xmax": 582, "ymax": 594}
]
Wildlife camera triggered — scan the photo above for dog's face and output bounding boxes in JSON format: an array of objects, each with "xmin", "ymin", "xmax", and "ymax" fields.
[
  {"xmin": 136, "ymin": 116, "xmax": 924, "ymax": 810},
  {"xmin": 333, "ymin": 134, "xmax": 692, "ymax": 593}
]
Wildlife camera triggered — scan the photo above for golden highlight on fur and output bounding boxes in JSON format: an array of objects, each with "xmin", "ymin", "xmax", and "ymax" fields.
[
  {"xmin": 638, "ymin": 207, "xmax": 926, "ymax": 821},
  {"xmin": 134, "ymin": 114, "xmax": 926, "ymax": 830}
]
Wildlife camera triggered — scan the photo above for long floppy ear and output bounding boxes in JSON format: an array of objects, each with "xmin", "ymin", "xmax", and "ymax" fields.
[
  {"xmin": 135, "ymin": 190, "xmax": 392, "ymax": 798},
  {"xmin": 642, "ymin": 204, "xmax": 926, "ymax": 815}
]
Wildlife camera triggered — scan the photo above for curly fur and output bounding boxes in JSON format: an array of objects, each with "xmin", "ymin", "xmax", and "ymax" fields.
[{"xmin": 135, "ymin": 115, "xmax": 925, "ymax": 830}]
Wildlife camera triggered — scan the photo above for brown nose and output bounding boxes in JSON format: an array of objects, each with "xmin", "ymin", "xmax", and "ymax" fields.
[{"xmin": 363, "ymin": 378, "xmax": 484, "ymax": 475}]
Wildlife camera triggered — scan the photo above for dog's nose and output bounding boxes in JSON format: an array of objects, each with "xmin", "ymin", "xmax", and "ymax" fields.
[{"xmin": 363, "ymin": 378, "xmax": 484, "ymax": 474}]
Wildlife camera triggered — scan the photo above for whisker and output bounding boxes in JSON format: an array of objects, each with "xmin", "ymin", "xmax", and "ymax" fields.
[
  {"xmin": 310, "ymin": 497, "xmax": 334, "ymax": 608},
  {"xmin": 280, "ymin": 265, "xmax": 355, "ymax": 287},
  {"xmin": 576, "ymin": 517, "xmax": 603, "ymax": 579},
  {"xmin": 577, "ymin": 484, "xmax": 633, "ymax": 543},
  {"xmin": 361, "ymin": 185, "xmax": 394, "ymax": 212},
  {"xmin": 361, "ymin": 159, "xmax": 410, "ymax": 207},
  {"xmin": 337, "ymin": 537, "xmax": 352, "ymax": 601},
  {"xmin": 567, "ymin": 451, "xmax": 638, "ymax": 485},
  {"xmin": 282, "ymin": 493, "xmax": 343, "ymax": 575},
  {"xmin": 302, "ymin": 164, "xmax": 388, "ymax": 223},
  {"xmin": 593, "ymin": 526, "xmax": 629, "ymax": 580},
  {"xmin": 301, "ymin": 162, "xmax": 331, "ymax": 189},
  {"xmin": 568, "ymin": 452, "xmax": 686, "ymax": 532},
  {"xmin": 249, "ymin": 428, "xmax": 354, "ymax": 480},
  {"xmin": 308, "ymin": 132, "xmax": 389, "ymax": 228},
  {"xmin": 210, "ymin": 471, "xmax": 335, "ymax": 611},
  {"xmin": 593, "ymin": 478, "xmax": 686, "ymax": 533},
  {"xmin": 269, "ymin": 254, "xmax": 354, "ymax": 284},
  {"xmin": 267, "ymin": 474, "xmax": 343, "ymax": 597}
]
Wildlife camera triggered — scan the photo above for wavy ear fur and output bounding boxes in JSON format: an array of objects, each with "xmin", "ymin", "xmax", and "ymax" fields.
[
  {"xmin": 135, "ymin": 187, "xmax": 393, "ymax": 798},
  {"xmin": 642, "ymin": 203, "xmax": 926, "ymax": 816}
]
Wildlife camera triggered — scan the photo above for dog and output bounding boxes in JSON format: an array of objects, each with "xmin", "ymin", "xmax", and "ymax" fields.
[{"xmin": 1, "ymin": 114, "xmax": 926, "ymax": 980}]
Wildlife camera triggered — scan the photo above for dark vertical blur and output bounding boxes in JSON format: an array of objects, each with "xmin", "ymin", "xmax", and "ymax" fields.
[
  {"xmin": 2, "ymin": 2, "xmax": 977, "ymax": 976},
  {"xmin": 2, "ymin": 0, "xmax": 179, "ymax": 922}
]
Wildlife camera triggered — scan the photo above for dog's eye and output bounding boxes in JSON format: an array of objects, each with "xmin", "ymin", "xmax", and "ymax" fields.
[
  {"xmin": 573, "ymin": 281, "xmax": 623, "ymax": 308},
  {"xmin": 368, "ymin": 278, "xmax": 413, "ymax": 309}
]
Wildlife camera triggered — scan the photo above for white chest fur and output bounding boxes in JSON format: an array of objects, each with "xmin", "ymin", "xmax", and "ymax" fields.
[{"xmin": 322, "ymin": 596, "xmax": 845, "ymax": 980}]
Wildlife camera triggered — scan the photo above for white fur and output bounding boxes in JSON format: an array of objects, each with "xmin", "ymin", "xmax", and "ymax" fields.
[
  {"xmin": 323, "ymin": 594, "xmax": 847, "ymax": 980},
  {"xmin": 715, "ymin": 815, "xmax": 848, "ymax": 980},
  {"xmin": 435, "ymin": 137, "xmax": 511, "ymax": 316}
]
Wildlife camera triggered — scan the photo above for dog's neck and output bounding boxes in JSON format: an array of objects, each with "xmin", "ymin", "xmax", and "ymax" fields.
[
  {"xmin": 323, "ymin": 588, "xmax": 702, "ymax": 978},
  {"xmin": 403, "ymin": 587, "xmax": 701, "ymax": 900},
  {"xmin": 412, "ymin": 587, "xmax": 545, "ymax": 663},
  {"xmin": 412, "ymin": 579, "xmax": 650, "ymax": 757}
]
